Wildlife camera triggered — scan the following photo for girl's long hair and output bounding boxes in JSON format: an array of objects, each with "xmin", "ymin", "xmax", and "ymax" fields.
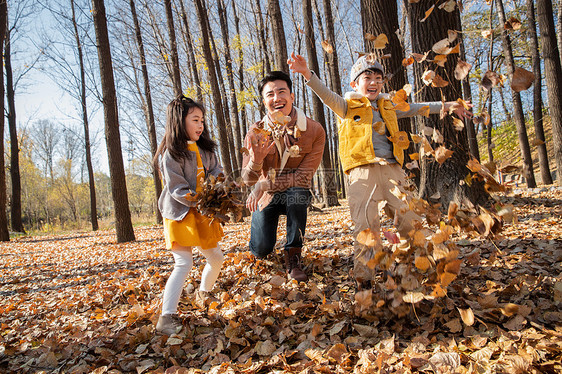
[{"xmin": 153, "ymin": 95, "xmax": 217, "ymax": 170}]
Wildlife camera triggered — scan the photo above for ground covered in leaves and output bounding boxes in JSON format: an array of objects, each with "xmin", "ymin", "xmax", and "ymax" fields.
[{"xmin": 1, "ymin": 188, "xmax": 561, "ymax": 373}]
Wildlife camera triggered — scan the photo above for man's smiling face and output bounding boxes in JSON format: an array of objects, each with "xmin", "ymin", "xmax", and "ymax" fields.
[{"xmin": 262, "ymin": 80, "xmax": 295, "ymax": 116}]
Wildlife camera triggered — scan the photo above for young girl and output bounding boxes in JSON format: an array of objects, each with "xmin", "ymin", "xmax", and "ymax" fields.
[{"xmin": 154, "ymin": 95, "xmax": 225, "ymax": 335}]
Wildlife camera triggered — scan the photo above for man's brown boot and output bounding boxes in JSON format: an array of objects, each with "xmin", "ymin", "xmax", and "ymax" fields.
[{"xmin": 284, "ymin": 247, "xmax": 308, "ymax": 282}]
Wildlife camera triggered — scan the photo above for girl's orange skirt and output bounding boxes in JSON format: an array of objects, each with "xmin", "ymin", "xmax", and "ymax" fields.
[{"xmin": 164, "ymin": 208, "xmax": 223, "ymax": 250}]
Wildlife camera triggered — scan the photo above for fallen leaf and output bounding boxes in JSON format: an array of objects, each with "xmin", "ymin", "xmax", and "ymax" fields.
[{"xmin": 458, "ymin": 307, "xmax": 475, "ymax": 326}]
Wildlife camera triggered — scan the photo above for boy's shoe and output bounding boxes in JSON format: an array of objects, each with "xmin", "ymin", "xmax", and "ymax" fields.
[
  {"xmin": 195, "ymin": 290, "xmax": 219, "ymax": 309},
  {"xmin": 156, "ymin": 314, "xmax": 183, "ymax": 335}
]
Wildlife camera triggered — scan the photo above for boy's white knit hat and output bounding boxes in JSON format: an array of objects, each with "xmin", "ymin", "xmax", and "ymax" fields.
[{"xmin": 349, "ymin": 55, "xmax": 384, "ymax": 83}]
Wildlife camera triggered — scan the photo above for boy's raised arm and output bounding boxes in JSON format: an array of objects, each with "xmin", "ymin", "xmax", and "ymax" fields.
[{"xmin": 288, "ymin": 52, "xmax": 347, "ymax": 118}]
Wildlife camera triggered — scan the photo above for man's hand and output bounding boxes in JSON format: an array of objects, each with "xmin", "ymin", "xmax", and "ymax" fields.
[
  {"xmin": 288, "ymin": 52, "xmax": 312, "ymax": 81},
  {"xmin": 247, "ymin": 131, "xmax": 275, "ymax": 165},
  {"xmin": 246, "ymin": 180, "xmax": 268, "ymax": 212}
]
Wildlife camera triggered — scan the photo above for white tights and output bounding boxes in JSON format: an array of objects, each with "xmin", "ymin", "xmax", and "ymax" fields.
[{"xmin": 161, "ymin": 245, "xmax": 224, "ymax": 316}]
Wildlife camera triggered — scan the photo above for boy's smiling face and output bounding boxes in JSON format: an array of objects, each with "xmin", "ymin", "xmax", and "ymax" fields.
[{"xmin": 350, "ymin": 70, "xmax": 384, "ymax": 101}]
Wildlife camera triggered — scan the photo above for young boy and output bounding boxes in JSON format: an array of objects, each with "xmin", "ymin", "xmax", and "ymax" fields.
[{"xmin": 288, "ymin": 52, "xmax": 472, "ymax": 287}]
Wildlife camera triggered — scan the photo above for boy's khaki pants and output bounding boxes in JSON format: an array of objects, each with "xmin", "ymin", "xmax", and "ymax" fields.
[{"xmin": 348, "ymin": 163, "xmax": 421, "ymax": 284}]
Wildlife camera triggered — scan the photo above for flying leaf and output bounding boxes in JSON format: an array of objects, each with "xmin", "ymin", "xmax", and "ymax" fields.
[
  {"xmin": 357, "ymin": 229, "xmax": 378, "ymax": 247},
  {"xmin": 411, "ymin": 133, "xmax": 423, "ymax": 143},
  {"xmin": 392, "ymin": 89, "xmax": 410, "ymax": 112},
  {"xmin": 405, "ymin": 160, "xmax": 419, "ymax": 170},
  {"xmin": 402, "ymin": 83, "xmax": 413, "ymax": 95},
  {"xmin": 268, "ymin": 168, "xmax": 276, "ymax": 184},
  {"xmin": 454, "ymin": 60, "xmax": 472, "ymax": 80},
  {"xmin": 432, "ymin": 128, "xmax": 444, "ymax": 144},
  {"xmin": 531, "ymin": 138, "xmax": 545, "ymax": 146},
  {"xmin": 373, "ymin": 121, "xmax": 385, "ymax": 135},
  {"xmin": 402, "ymin": 57, "xmax": 415, "ymax": 66},
  {"xmin": 414, "ymin": 106, "xmax": 429, "ymax": 118},
  {"xmin": 432, "ymin": 38, "xmax": 452, "ymax": 55},
  {"xmin": 374, "ymin": 33, "xmax": 388, "ymax": 49},
  {"xmin": 452, "ymin": 117, "xmax": 465, "ymax": 131},
  {"xmin": 421, "ymin": 5, "xmax": 435, "ymax": 22},
  {"xmin": 511, "ymin": 67, "xmax": 535, "ymax": 92},
  {"xmin": 287, "ymin": 145, "xmax": 300, "ymax": 157},
  {"xmin": 411, "ymin": 52, "xmax": 430, "ymax": 62},
  {"xmin": 431, "ymin": 73, "xmax": 449, "ymax": 87},
  {"xmin": 422, "ymin": 70, "xmax": 436, "ymax": 85},
  {"xmin": 481, "ymin": 70, "xmax": 501, "ymax": 91},
  {"xmin": 434, "ymin": 146, "xmax": 454, "ymax": 164},
  {"xmin": 270, "ymin": 110, "xmax": 291, "ymax": 125},
  {"xmin": 439, "ymin": 0, "xmax": 457, "ymax": 12},
  {"xmin": 472, "ymin": 111, "xmax": 491, "ymax": 126},
  {"xmin": 321, "ymin": 40, "xmax": 334, "ymax": 54},
  {"xmin": 388, "ymin": 131, "xmax": 410, "ymax": 152},
  {"xmin": 383, "ymin": 230, "xmax": 400, "ymax": 244},
  {"xmin": 481, "ymin": 29, "xmax": 493, "ymax": 39},
  {"xmin": 433, "ymin": 54, "xmax": 448, "ymax": 67},
  {"xmin": 504, "ymin": 17, "xmax": 522, "ymax": 31}
]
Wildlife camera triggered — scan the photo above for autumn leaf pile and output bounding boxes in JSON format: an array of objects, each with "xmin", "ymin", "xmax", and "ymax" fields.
[
  {"xmin": 0, "ymin": 187, "xmax": 560, "ymax": 373},
  {"xmin": 194, "ymin": 175, "xmax": 246, "ymax": 223}
]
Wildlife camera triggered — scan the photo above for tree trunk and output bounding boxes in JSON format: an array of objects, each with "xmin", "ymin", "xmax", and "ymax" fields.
[
  {"xmin": 268, "ymin": 0, "xmax": 288, "ymax": 72},
  {"xmin": 217, "ymin": 0, "xmax": 243, "ymax": 175},
  {"xmin": 71, "ymin": 0, "xmax": 99, "ymax": 230},
  {"xmin": 206, "ymin": 14, "xmax": 238, "ymax": 174},
  {"xmin": 164, "ymin": 0, "xmax": 182, "ymax": 96},
  {"xmin": 253, "ymin": 0, "xmax": 271, "ymax": 74},
  {"xmin": 487, "ymin": 95, "xmax": 494, "ymax": 162},
  {"xmin": 537, "ymin": 0, "xmax": 562, "ymax": 186},
  {"xmin": 0, "ymin": 0, "xmax": 8, "ymax": 240},
  {"xmin": 323, "ymin": 0, "xmax": 345, "ymax": 199},
  {"xmin": 231, "ymin": 0, "xmax": 249, "ymax": 141},
  {"xmin": 558, "ymin": 0, "xmax": 562, "ymax": 67},
  {"xmin": 487, "ymin": 1, "xmax": 495, "ymax": 163},
  {"xmin": 4, "ymin": 28, "xmax": 24, "ymax": 233},
  {"xmin": 178, "ymin": 0, "xmax": 203, "ymax": 102},
  {"xmin": 193, "ymin": 0, "xmax": 233, "ymax": 176},
  {"xmin": 303, "ymin": 0, "xmax": 338, "ymax": 207},
  {"xmin": 527, "ymin": 0, "xmax": 553, "ymax": 185},
  {"xmin": 456, "ymin": 10, "xmax": 479, "ymax": 161},
  {"xmin": 91, "ymin": 0, "xmax": 135, "ymax": 242},
  {"xmin": 497, "ymin": 0, "xmax": 537, "ymax": 187},
  {"xmin": 407, "ymin": 0, "xmax": 489, "ymax": 207},
  {"xmin": 130, "ymin": 0, "xmax": 163, "ymax": 223},
  {"xmin": 361, "ymin": 0, "xmax": 407, "ymax": 92},
  {"xmin": 362, "ymin": 0, "xmax": 415, "ymax": 170}
]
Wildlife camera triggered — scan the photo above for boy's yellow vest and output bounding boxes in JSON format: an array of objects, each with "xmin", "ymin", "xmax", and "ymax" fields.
[{"xmin": 337, "ymin": 95, "xmax": 403, "ymax": 174}]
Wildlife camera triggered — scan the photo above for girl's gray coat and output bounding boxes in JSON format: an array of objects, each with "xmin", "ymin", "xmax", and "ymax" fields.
[{"xmin": 158, "ymin": 146, "xmax": 223, "ymax": 221}]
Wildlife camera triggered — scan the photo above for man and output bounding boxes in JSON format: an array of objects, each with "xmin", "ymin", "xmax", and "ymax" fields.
[{"xmin": 242, "ymin": 71, "xmax": 326, "ymax": 282}]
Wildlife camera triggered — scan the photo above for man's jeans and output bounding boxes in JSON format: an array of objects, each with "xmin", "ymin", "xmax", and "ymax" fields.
[{"xmin": 249, "ymin": 187, "xmax": 312, "ymax": 258}]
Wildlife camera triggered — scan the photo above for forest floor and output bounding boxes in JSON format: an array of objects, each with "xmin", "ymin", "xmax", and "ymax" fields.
[{"xmin": 0, "ymin": 187, "xmax": 561, "ymax": 373}]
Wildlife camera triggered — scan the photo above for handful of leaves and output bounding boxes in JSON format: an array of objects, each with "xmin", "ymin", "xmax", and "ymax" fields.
[
  {"xmin": 262, "ymin": 110, "xmax": 301, "ymax": 140},
  {"xmin": 193, "ymin": 175, "xmax": 246, "ymax": 223}
]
